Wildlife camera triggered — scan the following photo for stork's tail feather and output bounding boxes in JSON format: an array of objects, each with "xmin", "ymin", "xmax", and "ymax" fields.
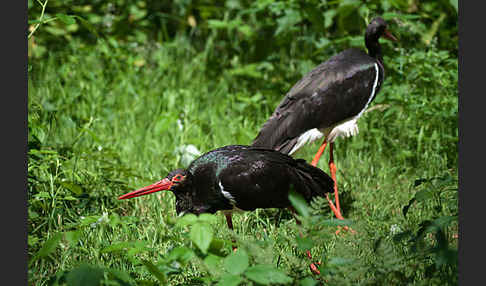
[{"xmin": 291, "ymin": 159, "xmax": 334, "ymax": 202}]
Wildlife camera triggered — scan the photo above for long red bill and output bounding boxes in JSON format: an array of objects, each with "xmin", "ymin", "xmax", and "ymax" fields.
[
  {"xmin": 118, "ymin": 178, "xmax": 172, "ymax": 200},
  {"xmin": 384, "ymin": 29, "xmax": 398, "ymax": 42}
]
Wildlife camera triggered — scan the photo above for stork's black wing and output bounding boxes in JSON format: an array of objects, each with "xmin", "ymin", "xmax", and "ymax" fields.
[
  {"xmin": 212, "ymin": 146, "xmax": 334, "ymax": 211},
  {"xmin": 252, "ymin": 48, "xmax": 382, "ymax": 154}
]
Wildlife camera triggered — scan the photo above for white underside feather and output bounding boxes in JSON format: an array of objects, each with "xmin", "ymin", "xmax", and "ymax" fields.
[
  {"xmin": 219, "ymin": 181, "xmax": 236, "ymax": 205},
  {"xmin": 289, "ymin": 63, "xmax": 379, "ymax": 153}
]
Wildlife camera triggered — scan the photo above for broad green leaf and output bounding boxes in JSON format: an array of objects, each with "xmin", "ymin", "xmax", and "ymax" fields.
[
  {"xmin": 33, "ymin": 232, "xmax": 63, "ymax": 260},
  {"xmin": 324, "ymin": 10, "xmax": 337, "ymax": 28},
  {"xmin": 198, "ymin": 213, "xmax": 218, "ymax": 224},
  {"xmin": 229, "ymin": 64, "xmax": 263, "ymax": 79},
  {"xmin": 167, "ymin": 247, "xmax": 195, "ymax": 264},
  {"xmin": 208, "ymin": 19, "xmax": 229, "ymax": 29},
  {"xmin": 435, "ymin": 248, "xmax": 457, "ymax": 268},
  {"xmin": 34, "ymin": 191, "xmax": 51, "ymax": 199},
  {"xmin": 154, "ymin": 116, "xmax": 176, "ymax": 135},
  {"xmin": 208, "ymin": 238, "xmax": 227, "ymax": 256},
  {"xmin": 224, "ymin": 249, "xmax": 249, "ymax": 275},
  {"xmin": 100, "ymin": 241, "xmax": 133, "ymax": 253},
  {"xmin": 72, "ymin": 15, "xmax": 99, "ymax": 37},
  {"xmin": 60, "ymin": 181, "xmax": 84, "ymax": 195},
  {"xmin": 66, "ymin": 264, "xmax": 104, "ymax": 286},
  {"xmin": 127, "ymin": 241, "xmax": 151, "ymax": 256},
  {"xmin": 28, "ymin": 235, "xmax": 39, "ymax": 248},
  {"xmin": 28, "ymin": 209, "xmax": 39, "ymax": 219},
  {"xmin": 450, "ymin": 0, "xmax": 458, "ymax": 12},
  {"xmin": 190, "ymin": 223, "xmax": 213, "ymax": 254},
  {"xmin": 204, "ymin": 254, "xmax": 224, "ymax": 275},
  {"xmin": 216, "ymin": 274, "xmax": 244, "ymax": 286},
  {"xmin": 275, "ymin": 9, "xmax": 302, "ymax": 36},
  {"xmin": 105, "ymin": 267, "xmax": 134, "ymax": 284},
  {"xmin": 79, "ymin": 215, "xmax": 103, "ymax": 227},
  {"xmin": 64, "ymin": 231, "xmax": 81, "ymax": 246},
  {"xmin": 328, "ymin": 257, "xmax": 355, "ymax": 266},
  {"xmin": 176, "ymin": 213, "xmax": 198, "ymax": 227},
  {"xmin": 295, "ymin": 237, "xmax": 314, "ymax": 251},
  {"xmin": 28, "ymin": 18, "xmax": 49, "ymax": 24},
  {"xmin": 237, "ymin": 25, "xmax": 253, "ymax": 37},
  {"xmin": 288, "ymin": 191, "xmax": 310, "ymax": 218},
  {"xmin": 56, "ymin": 13, "xmax": 76, "ymax": 25},
  {"xmin": 244, "ymin": 265, "xmax": 292, "ymax": 285},
  {"xmin": 426, "ymin": 216, "xmax": 457, "ymax": 232},
  {"xmin": 421, "ymin": 13, "xmax": 446, "ymax": 46},
  {"xmin": 299, "ymin": 277, "xmax": 318, "ymax": 286},
  {"xmin": 141, "ymin": 260, "xmax": 167, "ymax": 284},
  {"xmin": 43, "ymin": 25, "xmax": 67, "ymax": 36},
  {"xmin": 415, "ymin": 189, "xmax": 434, "ymax": 202}
]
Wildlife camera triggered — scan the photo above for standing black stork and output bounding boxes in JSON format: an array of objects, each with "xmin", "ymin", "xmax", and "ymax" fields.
[
  {"xmin": 252, "ymin": 17, "xmax": 397, "ymax": 222},
  {"xmin": 119, "ymin": 145, "xmax": 334, "ymax": 274}
]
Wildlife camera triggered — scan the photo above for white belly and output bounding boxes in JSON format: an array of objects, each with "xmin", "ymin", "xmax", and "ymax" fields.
[{"xmin": 288, "ymin": 62, "xmax": 379, "ymax": 154}]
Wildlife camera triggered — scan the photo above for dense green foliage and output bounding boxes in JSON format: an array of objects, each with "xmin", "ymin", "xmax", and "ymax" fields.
[{"xmin": 28, "ymin": 0, "xmax": 458, "ymax": 285}]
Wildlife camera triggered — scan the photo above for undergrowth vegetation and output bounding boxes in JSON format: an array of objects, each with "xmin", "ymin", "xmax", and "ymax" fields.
[{"xmin": 28, "ymin": 0, "xmax": 458, "ymax": 285}]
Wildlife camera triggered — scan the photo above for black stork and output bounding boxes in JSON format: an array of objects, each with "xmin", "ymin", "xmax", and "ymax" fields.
[
  {"xmin": 252, "ymin": 17, "xmax": 397, "ymax": 222},
  {"xmin": 119, "ymin": 145, "xmax": 334, "ymax": 274}
]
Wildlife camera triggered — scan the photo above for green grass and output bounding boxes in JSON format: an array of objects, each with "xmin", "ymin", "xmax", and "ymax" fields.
[{"xmin": 28, "ymin": 37, "xmax": 457, "ymax": 285}]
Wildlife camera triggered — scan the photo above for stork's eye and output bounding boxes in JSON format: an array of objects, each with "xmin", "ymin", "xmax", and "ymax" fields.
[{"xmin": 172, "ymin": 174, "xmax": 184, "ymax": 184}]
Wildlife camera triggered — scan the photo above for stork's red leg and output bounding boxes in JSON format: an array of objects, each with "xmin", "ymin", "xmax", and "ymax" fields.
[
  {"xmin": 225, "ymin": 213, "xmax": 238, "ymax": 251},
  {"xmin": 225, "ymin": 213, "xmax": 234, "ymax": 230},
  {"xmin": 311, "ymin": 139, "xmax": 328, "ymax": 167},
  {"xmin": 311, "ymin": 139, "xmax": 344, "ymax": 220},
  {"xmin": 325, "ymin": 193, "xmax": 344, "ymax": 220},
  {"xmin": 289, "ymin": 207, "xmax": 321, "ymax": 275},
  {"xmin": 312, "ymin": 142, "xmax": 354, "ymax": 234},
  {"xmin": 328, "ymin": 143, "xmax": 340, "ymax": 213},
  {"xmin": 328, "ymin": 144, "xmax": 355, "ymax": 235}
]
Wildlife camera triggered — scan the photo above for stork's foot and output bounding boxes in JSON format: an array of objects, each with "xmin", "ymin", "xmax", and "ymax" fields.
[
  {"xmin": 306, "ymin": 250, "xmax": 321, "ymax": 275},
  {"xmin": 309, "ymin": 261, "xmax": 321, "ymax": 275},
  {"xmin": 335, "ymin": 225, "xmax": 356, "ymax": 235}
]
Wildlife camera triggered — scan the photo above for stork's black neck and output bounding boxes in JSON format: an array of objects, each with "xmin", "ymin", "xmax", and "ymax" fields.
[{"xmin": 365, "ymin": 35, "xmax": 383, "ymax": 64}]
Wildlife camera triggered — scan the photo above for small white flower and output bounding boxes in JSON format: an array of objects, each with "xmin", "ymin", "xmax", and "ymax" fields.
[
  {"xmin": 176, "ymin": 144, "xmax": 201, "ymax": 167},
  {"xmin": 177, "ymin": 119, "xmax": 184, "ymax": 131},
  {"xmin": 390, "ymin": 224, "xmax": 401, "ymax": 235},
  {"xmin": 90, "ymin": 212, "xmax": 109, "ymax": 228}
]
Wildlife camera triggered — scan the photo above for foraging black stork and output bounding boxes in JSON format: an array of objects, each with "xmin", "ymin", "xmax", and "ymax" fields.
[
  {"xmin": 252, "ymin": 17, "xmax": 397, "ymax": 221},
  {"xmin": 119, "ymin": 145, "xmax": 334, "ymax": 274}
]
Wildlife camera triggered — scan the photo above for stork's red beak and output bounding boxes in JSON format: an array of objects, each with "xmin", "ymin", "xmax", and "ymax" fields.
[
  {"xmin": 118, "ymin": 178, "xmax": 172, "ymax": 200},
  {"xmin": 383, "ymin": 29, "xmax": 398, "ymax": 42}
]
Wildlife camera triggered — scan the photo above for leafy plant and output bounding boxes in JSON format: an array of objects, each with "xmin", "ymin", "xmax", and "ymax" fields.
[{"xmin": 28, "ymin": 1, "xmax": 457, "ymax": 284}]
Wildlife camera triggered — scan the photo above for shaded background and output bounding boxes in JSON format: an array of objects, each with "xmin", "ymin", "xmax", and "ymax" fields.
[{"xmin": 28, "ymin": 0, "xmax": 458, "ymax": 285}]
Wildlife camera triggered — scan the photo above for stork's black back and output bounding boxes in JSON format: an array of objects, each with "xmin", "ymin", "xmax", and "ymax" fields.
[
  {"xmin": 172, "ymin": 145, "xmax": 334, "ymax": 215},
  {"xmin": 252, "ymin": 17, "xmax": 392, "ymax": 154}
]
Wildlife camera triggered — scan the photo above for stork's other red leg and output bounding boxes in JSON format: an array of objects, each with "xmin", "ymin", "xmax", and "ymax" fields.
[
  {"xmin": 288, "ymin": 207, "xmax": 321, "ymax": 275},
  {"xmin": 328, "ymin": 144, "xmax": 355, "ymax": 234},
  {"xmin": 311, "ymin": 139, "xmax": 328, "ymax": 167},
  {"xmin": 328, "ymin": 143, "xmax": 340, "ymax": 213},
  {"xmin": 225, "ymin": 213, "xmax": 238, "ymax": 251},
  {"xmin": 325, "ymin": 193, "xmax": 344, "ymax": 220},
  {"xmin": 225, "ymin": 213, "xmax": 234, "ymax": 230},
  {"xmin": 312, "ymin": 139, "xmax": 343, "ymax": 220}
]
